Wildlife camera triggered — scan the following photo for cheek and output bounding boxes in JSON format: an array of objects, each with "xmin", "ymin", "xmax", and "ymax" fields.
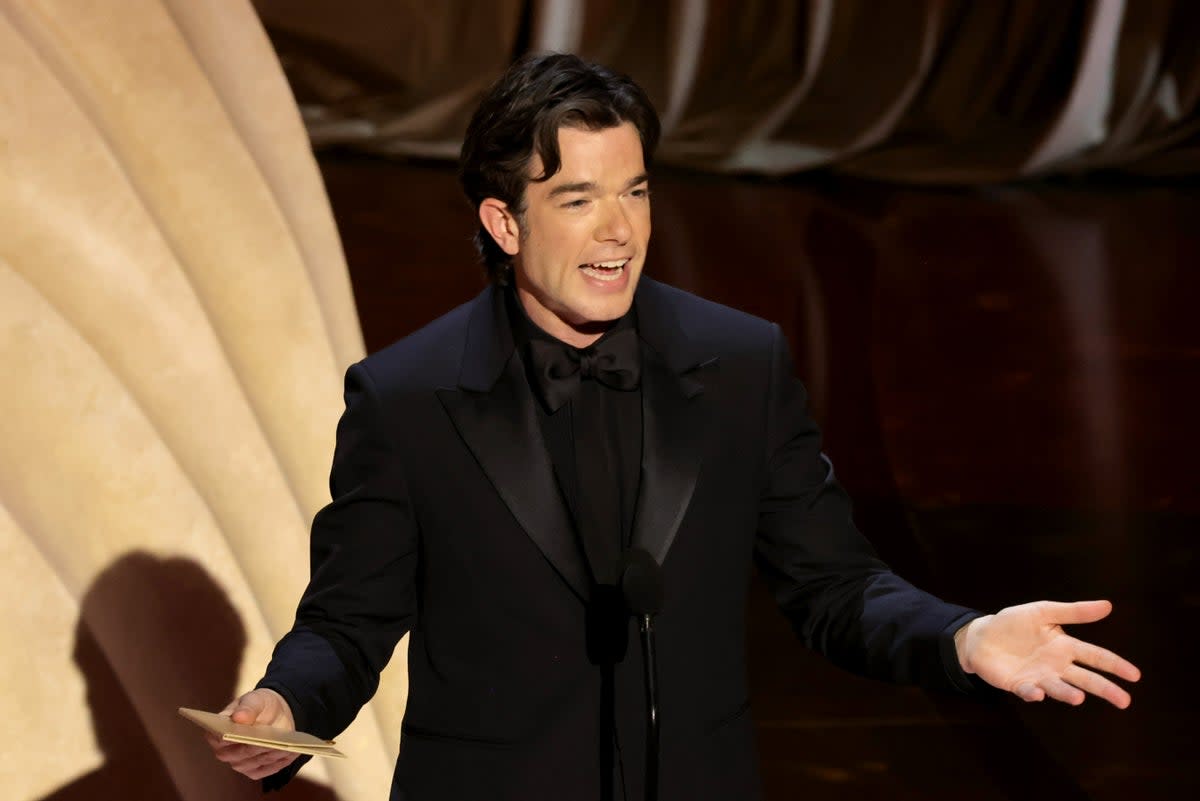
[
  {"xmin": 634, "ymin": 206, "xmax": 652, "ymax": 238},
  {"xmin": 553, "ymin": 229, "xmax": 594, "ymax": 271}
]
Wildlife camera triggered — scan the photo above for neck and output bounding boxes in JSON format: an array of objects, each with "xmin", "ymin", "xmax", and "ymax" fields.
[{"xmin": 515, "ymin": 286, "xmax": 613, "ymax": 349}]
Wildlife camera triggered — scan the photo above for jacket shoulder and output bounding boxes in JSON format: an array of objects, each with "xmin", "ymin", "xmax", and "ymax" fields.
[
  {"xmin": 639, "ymin": 278, "xmax": 779, "ymax": 356},
  {"xmin": 354, "ymin": 293, "xmax": 478, "ymax": 395}
]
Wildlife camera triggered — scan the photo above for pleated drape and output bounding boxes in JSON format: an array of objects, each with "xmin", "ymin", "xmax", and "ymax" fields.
[
  {"xmin": 254, "ymin": 0, "xmax": 1200, "ymax": 179},
  {"xmin": 0, "ymin": 2, "xmax": 403, "ymax": 799}
]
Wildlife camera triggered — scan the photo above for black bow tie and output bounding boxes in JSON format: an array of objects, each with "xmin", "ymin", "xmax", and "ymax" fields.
[{"xmin": 527, "ymin": 327, "xmax": 641, "ymax": 412}]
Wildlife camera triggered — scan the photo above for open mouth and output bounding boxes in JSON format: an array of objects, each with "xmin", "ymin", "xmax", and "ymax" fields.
[{"xmin": 579, "ymin": 259, "xmax": 629, "ymax": 282}]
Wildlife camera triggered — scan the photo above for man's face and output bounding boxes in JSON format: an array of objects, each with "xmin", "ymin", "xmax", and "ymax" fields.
[{"xmin": 509, "ymin": 122, "xmax": 650, "ymax": 346}]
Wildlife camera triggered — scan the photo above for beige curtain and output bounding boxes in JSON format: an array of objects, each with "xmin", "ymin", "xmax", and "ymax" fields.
[
  {"xmin": 0, "ymin": 2, "xmax": 403, "ymax": 800},
  {"xmin": 254, "ymin": 0, "xmax": 1200, "ymax": 179}
]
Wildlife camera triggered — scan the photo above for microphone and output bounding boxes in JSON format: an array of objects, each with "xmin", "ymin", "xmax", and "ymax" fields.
[{"xmin": 620, "ymin": 548, "xmax": 663, "ymax": 801}]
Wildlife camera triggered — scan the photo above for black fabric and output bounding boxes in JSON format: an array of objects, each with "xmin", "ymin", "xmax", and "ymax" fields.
[
  {"xmin": 572, "ymin": 378, "xmax": 622, "ymax": 586},
  {"xmin": 527, "ymin": 327, "xmax": 641, "ymax": 412},
  {"xmin": 259, "ymin": 279, "xmax": 985, "ymax": 801},
  {"xmin": 508, "ymin": 291, "xmax": 643, "ymax": 576},
  {"xmin": 507, "ymin": 292, "xmax": 645, "ymax": 798}
]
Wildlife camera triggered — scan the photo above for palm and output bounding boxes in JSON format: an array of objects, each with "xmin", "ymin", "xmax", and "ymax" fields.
[{"xmin": 961, "ymin": 600, "xmax": 1140, "ymax": 708}]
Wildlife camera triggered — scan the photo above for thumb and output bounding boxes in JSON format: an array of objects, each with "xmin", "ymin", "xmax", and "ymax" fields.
[
  {"xmin": 1038, "ymin": 599, "xmax": 1113, "ymax": 626},
  {"xmin": 228, "ymin": 691, "xmax": 268, "ymax": 724}
]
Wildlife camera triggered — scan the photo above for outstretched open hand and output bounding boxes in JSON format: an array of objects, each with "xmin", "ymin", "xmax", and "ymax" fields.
[{"xmin": 956, "ymin": 600, "xmax": 1141, "ymax": 708}]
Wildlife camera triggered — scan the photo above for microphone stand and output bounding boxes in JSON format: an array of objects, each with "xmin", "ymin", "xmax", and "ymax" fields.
[
  {"xmin": 639, "ymin": 612, "xmax": 659, "ymax": 801},
  {"xmin": 621, "ymin": 547, "xmax": 663, "ymax": 801}
]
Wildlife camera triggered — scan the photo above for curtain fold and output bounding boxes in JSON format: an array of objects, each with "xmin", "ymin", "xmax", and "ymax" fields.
[
  {"xmin": 0, "ymin": 1, "xmax": 399, "ymax": 799},
  {"xmin": 253, "ymin": 0, "xmax": 1200, "ymax": 179}
]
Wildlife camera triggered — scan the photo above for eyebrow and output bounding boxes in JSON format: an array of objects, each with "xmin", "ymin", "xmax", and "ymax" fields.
[{"xmin": 546, "ymin": 173, "xmax": 650, "ymax": 199}]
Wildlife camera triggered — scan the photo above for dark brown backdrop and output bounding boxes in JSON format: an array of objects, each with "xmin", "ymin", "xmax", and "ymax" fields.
[{"xmin": 321, "ymin": 152, "xmax": 1198, "ymax": 799}]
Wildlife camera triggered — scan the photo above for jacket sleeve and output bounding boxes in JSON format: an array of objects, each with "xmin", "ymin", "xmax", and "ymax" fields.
[
  {"xmin": 257, "ymin": 361, "xmax": 418, "ymax": 788},
  {"xmin": 753, "ymin": 323, "xmax": 981, "ymax": 693}
]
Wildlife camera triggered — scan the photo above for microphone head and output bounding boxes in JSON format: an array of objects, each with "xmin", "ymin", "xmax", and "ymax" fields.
[{"xmin": 620, "ymin": 547, "xmax": 663, "ymax": 616}]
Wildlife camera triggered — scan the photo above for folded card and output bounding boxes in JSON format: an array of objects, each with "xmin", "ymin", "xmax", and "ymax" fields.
[{"xmin": 178, "ymin": 707, "xmax": 346, "ymax": 758}]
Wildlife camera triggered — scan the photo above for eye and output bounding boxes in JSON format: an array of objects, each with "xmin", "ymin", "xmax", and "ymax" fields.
[
  {"xmin": 629, "ymin": 186, "xmax": 651, "ymax": 199},
  {"xmin": 561, "ymin": 198, "xmax": 589, "ymax": 209}
]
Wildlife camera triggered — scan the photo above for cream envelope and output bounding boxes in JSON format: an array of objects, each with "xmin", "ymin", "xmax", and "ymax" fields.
[{"xmin": 178, "ymin": 707, "xmax": 347, "ymax": 758}]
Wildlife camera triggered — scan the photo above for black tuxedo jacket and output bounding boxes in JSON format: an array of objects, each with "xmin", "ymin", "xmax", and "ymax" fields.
[{"xmin": 260, "ymin": 278, "xmax": 979, "ymax": 800}]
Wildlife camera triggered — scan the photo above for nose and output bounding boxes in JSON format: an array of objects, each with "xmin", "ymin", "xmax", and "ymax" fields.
[{"xmin": 594, "ymin": 200, "xmax": 632, "ymax": 244}]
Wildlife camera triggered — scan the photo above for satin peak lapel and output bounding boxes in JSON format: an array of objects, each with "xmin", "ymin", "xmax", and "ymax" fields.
[
  {"xmin": 436, "ymin": 289, "xmax": 589, "ymax": 601},
  {"xmin": 631, "ymin": 280, "xmax": 716, "ymax": 565},
  {"xmin": 633, "ymin": 350, "xmax": 713, "ymax": 565}
]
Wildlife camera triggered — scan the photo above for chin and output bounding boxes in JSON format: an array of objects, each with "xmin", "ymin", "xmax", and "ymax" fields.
[{"xmin": 575, "ymin": 296, "xmax": 634, "ymax": 326}]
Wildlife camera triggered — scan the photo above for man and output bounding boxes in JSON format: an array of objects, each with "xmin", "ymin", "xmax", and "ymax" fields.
[{"xmin": 207, "ymin": 54, "xmax": 1139, "ymax": 800}]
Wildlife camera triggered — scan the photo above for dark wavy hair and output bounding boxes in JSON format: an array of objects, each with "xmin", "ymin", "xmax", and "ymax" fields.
[{"xmin": 458, "ymin": 52, "xmax": 661, "ymax": 283}]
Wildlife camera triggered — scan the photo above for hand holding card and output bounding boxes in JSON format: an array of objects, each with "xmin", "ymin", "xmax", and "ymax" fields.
[{"xmin": 180, "ymin": 707, "xmax": 346, "ymax": 758}]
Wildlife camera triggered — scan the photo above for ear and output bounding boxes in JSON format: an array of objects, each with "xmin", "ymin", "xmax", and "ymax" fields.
[{"xmin": 478, "ymin": 198, "xmax": 521, "ymax": 256}]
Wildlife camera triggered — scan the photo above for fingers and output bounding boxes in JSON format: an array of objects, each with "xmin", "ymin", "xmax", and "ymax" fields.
[
  {"xmin": 1063, "ymin": 665, "xmax": 1132, "ymax": 709},
  {"xmin": 243, "ymin": 751, "xmax": 299, "ymax": 781},
  {"xmin": 205, "ymin": 729, "xmax": 251, "ymax": 757},
  {"xmin": 1037, "ymin": 599, "xmax": 1113, "ymax": 625},
  {"xmin": 211, "ymin": 742, "xmax": 297, "ymax": 779},
  {"xmin": 1039, "ymin": 676, "xmax": 1086, "ymax": 705},
  {"xmin": 1011, "ymin": 654, "xmax": 1138, "ymax": 708},
  {"xmin": 1072, "ymin": 640, "xmax": 1142, "ymax": 683},
  {"xmin": 1013, "ymin": 678, "xmax": 1082, "ymax": 705},
  {"xmin": 232, "ymin": 748, "xmax": 297, "ymax": 779},
  {"xmin": 1012, "ymin": 681, "xmax": 1045, "ymax": 703},
  {"xmin": 211, "ymin": 742, "xmax": 273, "ymax": 765}
]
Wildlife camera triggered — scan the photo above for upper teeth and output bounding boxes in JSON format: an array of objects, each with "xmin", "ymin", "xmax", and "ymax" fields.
[{"xmin": 587, "ymin": 260, "xmax": 627, "ymax": 269}]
